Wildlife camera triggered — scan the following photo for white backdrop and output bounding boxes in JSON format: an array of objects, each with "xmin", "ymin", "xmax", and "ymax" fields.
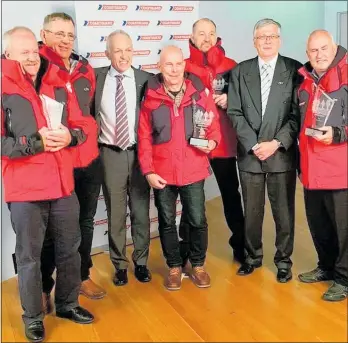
[{"xmin": 1, "ymin": 0, "xmax": 200, "ymax": 281}]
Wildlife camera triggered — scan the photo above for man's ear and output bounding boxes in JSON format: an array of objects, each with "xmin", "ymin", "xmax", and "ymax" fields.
[
  {"xmin": 4, "ymin": 50, "xmax": 10, "ymax": 59},
  {"xmin": 40, "ymin": 29, "xmax": 46, "ymax": 43},
  {"xmin": 105, "ymin": 49, "xmax": 110, "ymax": 60}
]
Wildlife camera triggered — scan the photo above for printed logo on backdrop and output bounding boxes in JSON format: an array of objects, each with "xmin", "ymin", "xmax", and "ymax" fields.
[
  {"xmin": 133, "ymin": 50, "xmax": 151, "ymax": 56},
  {"xmin": 169, "ymin": 34, "xmax": 190, "ymax": 41},
  {"xmin": 85, "ymin": 52, "xmax": 106, "ymax": 58},
  {"xmin": 157, "ymin": 20, "xmax": 182, "ymax": 27},
  {"xmin": 137, "ymin": 35, "xmax": 163, "ymax": 41},
  {"xmin": 136, "ymin": 5, "xmax": 162, "ymax": 11},
  {"xmin": 83, "ymin": 20, "xmax": 114, "ymax": 27},
  {"xmin": 100, "ymin": 36, "xmax": 108, "ymax": 42},
  {"xmin": 97, "ymin": 4, "xmax": 128, "ymax": 11},
  {"xmin": 169, "ymin": 6, "xmax": 194, "ymax": 12},
  {"xmin": 122, "ymin": 21, "xmax": 150, "ymax": 27},
  {"xmin": 138, "ymin": 64, "xmax": 158, "ymax": 71}
]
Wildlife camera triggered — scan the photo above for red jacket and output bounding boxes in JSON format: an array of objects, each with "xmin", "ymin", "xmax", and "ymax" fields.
[
  {"xmin": 185, "ymin": 38, "xmax": 237, "ymax": 158},
  {"xmin": 298, "ymin": 45, "xmax": 348, "ymax": 190},
  {"xmin": 138, "ymin": 73, "xmax": 221, "ymax": 186},
  {"xmin": 1, "ymin": 58, "xmax": 98, "ymax": 202}
]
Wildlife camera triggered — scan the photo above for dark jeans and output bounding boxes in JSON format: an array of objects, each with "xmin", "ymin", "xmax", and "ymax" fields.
[
  {"xmin": 179, "ymin": 157, "xmax": 244, "ymax": 262},
  {"xmin": 9, "ymin": 194, "xmax": 81, "ymax": 325},
  {"xmin": 154, "ymin": 180, "xmax": 207, "ymax": 268},
  {"xmin": 304, "ymin": 188, "xmax": 348, "ymax": 287},
  {"xmin": 41, "ymin": 157, "xmax": 102, "ymax": 293}
]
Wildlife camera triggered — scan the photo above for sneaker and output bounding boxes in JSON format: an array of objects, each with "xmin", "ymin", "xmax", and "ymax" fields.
[
  {"xmin": 298, "ymin": 267, "xmax": 333, "ymax": 283},
  {"xmin": 191, "ymin": 266, "xmax": 211, "ymax": 288},
  {"xmin": 322, "ymin": 282, "xmax": 348, "ymax": 302},
  {"xmin": 165, "ymin": 267, "xmax": 182, "ymax": 291}
]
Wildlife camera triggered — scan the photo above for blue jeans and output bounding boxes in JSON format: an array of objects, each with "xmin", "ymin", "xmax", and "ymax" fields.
[{"xmin": 154, "ymin": 180, "xmax": 207, "ymax": 268}]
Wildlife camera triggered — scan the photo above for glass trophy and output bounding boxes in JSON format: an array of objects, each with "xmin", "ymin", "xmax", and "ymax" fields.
[
  {"xmin": 211, "ymin": 74, "xmax": 226, "ymax": 95},
  {"xmin": 40, "ymin": 95, "xmax": 64, "ymax": 130},
  {"xmin": 305, "ymin": 84, "xmax": 337, "ymax": 137}
]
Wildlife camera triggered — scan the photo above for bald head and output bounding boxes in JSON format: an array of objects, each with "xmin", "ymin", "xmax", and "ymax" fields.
[
  {"xmin": 3, "ymin": 26, "xmax": 40, "ymax": 80},
  {"xmin": 158, "ymin": 45, "xmax": 185, "ymax": 91},
  {"xmin": 306, "ymin": 30, "xmax": 337, "ymax": 75}
]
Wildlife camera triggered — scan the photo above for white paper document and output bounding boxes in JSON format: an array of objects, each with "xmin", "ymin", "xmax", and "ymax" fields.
[{"xmin": 40, "ymin": 95, "xmax": 64, "ymax": 130}]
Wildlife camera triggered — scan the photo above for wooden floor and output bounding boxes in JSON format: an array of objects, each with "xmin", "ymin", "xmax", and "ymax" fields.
[{"xmin": 1, "ymin": 183, "xmax": 347, "ymax": 342}]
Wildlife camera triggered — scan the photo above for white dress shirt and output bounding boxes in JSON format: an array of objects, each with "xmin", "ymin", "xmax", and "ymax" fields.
[
  {"xmin": 99, "ymin": 66, "xmax": 137, "ymax": 146},
  {"xmin": 258, "ymin": 54, "xmax": 278, "ymax": 85}
]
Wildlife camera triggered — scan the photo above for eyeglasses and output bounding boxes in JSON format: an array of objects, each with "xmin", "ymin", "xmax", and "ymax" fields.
[
  {"xmin": 45, "ymin": 30, "xmax": 76, "ymax": 42},
  {"xmin": 255, "ymin": 35, "xmax": 280, "ymax": 41}
]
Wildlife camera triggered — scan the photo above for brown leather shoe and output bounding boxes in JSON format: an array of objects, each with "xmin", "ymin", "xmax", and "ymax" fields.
[
  {"xmin": 191, "ymin": 266, "xmax": 211, "ymax": 288},
  {"xmin": 42, "ymin": 292, "xmax": 53, "ymax": 315},
  {"xmin": 79, "ymin": 278, "xmax": 106, "ymax": 299},
  {"xmin": 165, "ymin": 267, "xmax": 182, "ymax": 291}
]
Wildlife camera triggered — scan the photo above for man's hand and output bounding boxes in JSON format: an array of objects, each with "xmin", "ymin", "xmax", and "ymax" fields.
[
  {"xmin": 313, "ymin": 126, "xmax": 333, "ymax": 145},
  {"xmin": 38, "ymin": 127, "xmax": 51, "ymax": 151},
  {"xmin": 146, "ymin": 173, "xmax": 167, "ymax": 189},
  {"xmin": 253, "ymin": 140, "xmax": 279, "ymax": 161},
  {"xmin": 195, "ymin": 140, "xmax": 217, "ymax": 154},
  {"xmin": 213, "ymin": 93, "xmax": 227, "ymax": 109},
  {"xmin": 45, "ymin": 124, "xmax": 72, "ymax": 152}
]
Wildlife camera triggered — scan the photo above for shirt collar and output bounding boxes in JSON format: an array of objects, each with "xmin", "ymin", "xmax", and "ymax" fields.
[
  {"xmin": 258, "ymin": 54, "xmax": 278, "ymax": 70},
  {"xmin": 109, "ymin": 65, "xmax": 134, "ymax": 79}
]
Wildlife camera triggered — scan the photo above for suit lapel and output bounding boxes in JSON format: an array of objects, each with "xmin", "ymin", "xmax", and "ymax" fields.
[
  {"xmin": 261, "ymin": 55, "xmax": 291, "ymax": 124},
  {"xmin": 243, "ymin": 58, "xmax": 262, "ymax": 116},
  {"xmin": 95, "ymin": 66, "xmax": 109, "ymax": 115},
  {"xmin": 133, "ymin": 67, "xmax": 146, "ymax": 129}
]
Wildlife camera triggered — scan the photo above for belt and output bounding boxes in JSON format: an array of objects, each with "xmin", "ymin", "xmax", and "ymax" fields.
[{"xmin": 99, "ymin": 143, "xmax": 137, "ymax": 152}]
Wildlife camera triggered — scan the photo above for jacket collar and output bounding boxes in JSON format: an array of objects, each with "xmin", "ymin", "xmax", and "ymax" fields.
[
  {"xmin": 1, "ymin": 55, "xmax": 33, "ymax": 87},
  {"xmin": 188, "ymin": 37, "xmax": 226, "ymax": 67}
]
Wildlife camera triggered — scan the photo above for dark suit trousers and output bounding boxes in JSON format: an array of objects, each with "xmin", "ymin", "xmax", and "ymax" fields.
[
  {"xmin": 304, "ymin": 189, "xmax": 348, "ymax": 286},
  {"xmin": 239, "ymin": 170, "xmax": 296, "ymax": 269},
  {"xmin": 100, "ymin": 145, "xmax": 150, "ymax": 270}
]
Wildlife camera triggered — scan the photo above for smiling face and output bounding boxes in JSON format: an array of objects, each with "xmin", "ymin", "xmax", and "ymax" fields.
[
  {"xmin": 5, "ymin": 29, "xmax": 41, "ymax": 80},
  {"xmin": 307, "ymin": 31, "xmax": 337, "ymax": 75},
  {"xmin": 191, "ymin": 19, "xmax": 217, "ymax": 53},
  {"xmin": 253, "ymin": 23, "xmax": 281, "ymax": 61},
  {"xmin": 105, "ymin": 33, "xmax": 133, "ymax": 73},
  {"xmin": 41, "ymin": 18, "xmax": 75, "ymax": 60}
]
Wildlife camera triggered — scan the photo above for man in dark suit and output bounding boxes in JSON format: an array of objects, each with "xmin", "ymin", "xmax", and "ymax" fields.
[
  {"xmin": 227, "ymin": 18, "xmax": 302, "ymax": 283},
  {"xmin": 91, "ymin": 30, "xmax": 152, "ymax": 286}
]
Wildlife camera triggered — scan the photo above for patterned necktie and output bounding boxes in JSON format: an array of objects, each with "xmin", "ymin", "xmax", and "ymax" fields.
[
  {"xmin": 114, "ymin": 74, "xmax": 130, "ymax": 150},
  {"xmin": 261, "ymin": 63, "xmax": 271, "ymax": 117}
]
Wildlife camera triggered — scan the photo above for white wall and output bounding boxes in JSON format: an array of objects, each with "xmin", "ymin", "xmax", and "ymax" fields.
[
  {"xmin": 324, "ymin": 1, "xmax": 347, "ymax": 47},
  {"xmin": 199, "ymin": 1, "xmax": 325, "ymax": 64}
]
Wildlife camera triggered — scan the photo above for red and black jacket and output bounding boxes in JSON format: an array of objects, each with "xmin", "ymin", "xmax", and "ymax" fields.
[
  {"xmin": 138, "ymin": 73, "xmax": 221, "ymax": 186},
  {"xmin": 185, "ymin": 38, "xmax": 237, "ymax": 158},
  {"xmin": 1, "ymin": 58, "xmax": 98, "ymax": 202},
  {"xmin": 298, "ymin": 45, "xmax": 348, "ymax": 190}
]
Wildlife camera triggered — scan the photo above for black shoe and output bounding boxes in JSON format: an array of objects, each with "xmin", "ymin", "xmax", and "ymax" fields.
[
  {"xmin": 277, "ymin": 269, "xmax": 292, "ymax": 283},
  {"xmin": 25, "ymin": 321, "xmax": 45, "ymax": 342},
  {"xmin": 298, "ymin": 267, "xmax": 333, "ymax": 283},
  {"xmin": 134, "ymin": 265, "xmax": 152, "ymax": 283},
  {"xmin": 113, "ymin": 269, "xmax": 128, "ymax": 286},
  {"xmin": 322, "ymin": 282, "xmax": 348, "ymax": 302},
  {"xmin": 56, "ymin": 306, "xmax": 94, "ymax": 324},
  {"xmin": 233, "ymin": 250, "xmax": 246, "ymax": 264},
  {"xmin": 237, "ymin": 262, "xmax": 261, "ymax": 276}
]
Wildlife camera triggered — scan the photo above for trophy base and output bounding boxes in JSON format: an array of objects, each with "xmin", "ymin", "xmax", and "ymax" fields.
[
  {"xmin": 305, "ymin": 127, "xmax": 325, "ymax": 137},
  {"xmin": 190, "ymin": 137, "xmax": 209, "ymax": 147}
]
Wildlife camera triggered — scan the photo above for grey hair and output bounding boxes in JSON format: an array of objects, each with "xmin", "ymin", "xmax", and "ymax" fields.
[
  {"xmin": 3, "ymin": 26, "xmax": 36, "ymax": 53},
  {"xmin": 106, "ymin": 30, "xmax": 132, "ymax": 51},
  {"xmin": 307, "ymin": 29, "xmax": 336, "ymax": 46},
  {"xmin": 253, "ymin": 18, "xmax": 281, "ymax": 37}
]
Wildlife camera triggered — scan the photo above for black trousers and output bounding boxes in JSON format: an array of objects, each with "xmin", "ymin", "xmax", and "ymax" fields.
[
  {"xmin": 9, "ymin": 194, "xmax": 81, "ymax": 325},
  {"xmin": 239, "ymin": 170, "xmax": 296, "ymax": 270},
  {"xmin": 155, "ymin": 180, "xmax": 207, "ymax": 268},
  {"xmin": 304, "ymin": 188, "xmax": 348, "ymax": 286},
  {"xmin": 179, "ymin": 157, "xmax": 244, "ymax": 262},
  {"xmin": 41, "ymin": 157, "xmax": 102, "ymax": 293}
]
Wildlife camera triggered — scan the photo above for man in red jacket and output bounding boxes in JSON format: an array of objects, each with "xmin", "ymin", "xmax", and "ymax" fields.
[
  {"xmin": 138, "ymin": 46, "xmax": 221, "ymax": 291},
  {"xmin": 179, "ymin": 18, "xmax": 245, "ymax": 267},
  {"xmin": 38, "ymin": 12, "xmax": 106, "ymax": 302},
  {"xmin": 297, "ymin": 30, "xmax": 348, "ymax": 302},
  {"xmin": 1, "ymin": 27, "xmax": 95, "ymax": 342}
]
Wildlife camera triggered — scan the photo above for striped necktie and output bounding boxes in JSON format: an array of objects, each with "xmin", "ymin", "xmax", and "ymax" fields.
[
  {"xmin": 114, "ymin": 74, "xmax": 130, "ymax": 150},
  {"xmin": 261, "ymin": 63, "xmax": 271, "ymax": 117}
]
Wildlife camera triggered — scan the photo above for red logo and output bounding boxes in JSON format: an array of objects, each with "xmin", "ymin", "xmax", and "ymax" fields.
[
  {"xmin": 94, "ymin": 219, "xmax": 108, "ymax": 226},
  {"xmin": 150, "ymin": 217, "xmax": 159, "ymax": 223},
  {"xmin": 136, "ymin": 5, "xmax": 162, "ymax": 11},
  {"xmin": 137, "ymin": 35, "xmax": 163, "ymax": 41},
  {"xmin": 169, "ymin": 6, "xmax": 194, "ymax": 12},
  {"xmin": 169, "ymin": 34, "xmax": 190, "ymax": 41},
  {"xmin": 157, "ymin": 20, "xmax": 182, "ymax": 26},
  {"xmin": 138, "ymin": 64, "xmax": 158, "ymax": 71},
  {"xmin": 98, "ymin": 4, "xmax": 127, "ymax": 11},
  {"xmin": 86, "ymin": 52, "xmax": 106, "ymax": 58},
  {"xmin": 98, "ymin": 195, "xmax": 104, "ymax": 200},
  {"xmin": 133, "ymin": 50, "xmax": 151, "ymax": 56},
  {"xmin": 84, "ymin": 20, "xmax": 114, "ymax": 27},
  {"xmin": 122, "ymin": 20, "xmax": 150, "ymax": 26}
]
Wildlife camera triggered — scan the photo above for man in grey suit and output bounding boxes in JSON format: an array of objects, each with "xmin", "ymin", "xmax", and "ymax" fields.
[
  {"xmin": 91, "ymin": 30, "xmax": 152, "ymax": 285},
  {"xmin": 227, "ymin": 19, "xmax": 302, "ymax": 282}
]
